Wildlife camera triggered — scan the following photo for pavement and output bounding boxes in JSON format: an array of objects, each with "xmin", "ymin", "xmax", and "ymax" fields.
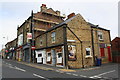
[{"xmin": 2, "ymin": 59, "xmax": 120, "ymax": 80}]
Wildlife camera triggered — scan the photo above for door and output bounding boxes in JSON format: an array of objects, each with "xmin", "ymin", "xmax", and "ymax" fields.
[
  {"xmin": 100, "ymin": 48, "xmax": 105, "ymax": 57},
  {"xmin": 57, "ymin": 52, "xmax": 62, "ymax": 64},
  {"xmin": 37, "ymin": 53, "xmax": 42, "ymax": 63},
  {"xmin": 51, "ymin": 49, "xmax": 56, "ymax": 66},
  {"xmin": 25, "ymin": 49, "xmax": 29, "ymax": 62},
  {"xmin": 107, "ymin": 46, "xmax": 112, "ymax": 62}
]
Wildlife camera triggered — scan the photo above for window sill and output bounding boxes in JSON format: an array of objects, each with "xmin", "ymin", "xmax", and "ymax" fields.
[{"xmin": 85, "ymin": 56, "xmax": 92, "ymax": 58}]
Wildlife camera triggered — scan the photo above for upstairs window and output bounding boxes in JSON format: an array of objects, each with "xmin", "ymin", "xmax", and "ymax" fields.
[
  {"xmin": 40, "ymin": 36, "xmax": 42, "ymax": 46},
  {"xmin": 98, "ymin": 31, "xmax": 103, "ymax": 40},
  {"xmin": 51, "ymin": 32, "xmax": 56, "ymax": 43}
]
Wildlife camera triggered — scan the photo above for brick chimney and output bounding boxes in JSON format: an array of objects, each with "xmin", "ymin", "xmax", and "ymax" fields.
[
  {"xmin": 41, "ymin": 4, "xmax": 47, "ymax": 12},
  {"xmin": 56, "ymin": 10, "xmax": 60, "ymax": 16},
  {"xmin": 67, "ymin": 13, "xmax": 75, "ymax": 19}
]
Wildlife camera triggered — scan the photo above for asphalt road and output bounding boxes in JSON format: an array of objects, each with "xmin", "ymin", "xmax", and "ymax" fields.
[{"xmin": 2, "ymin": 59, "xmax": 95, "ymax": 80}]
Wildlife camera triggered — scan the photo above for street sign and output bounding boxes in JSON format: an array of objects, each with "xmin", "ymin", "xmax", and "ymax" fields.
[{"xmin": 31, "ymin": 46, "xmax": 35, "ymax": 50}]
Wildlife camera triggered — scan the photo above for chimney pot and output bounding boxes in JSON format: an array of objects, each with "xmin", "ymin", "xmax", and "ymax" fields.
[
  {"xmin": 67, "ymin": 13, "xmax": 75, "ymax": 19},
  {"xmin": 42, "ymin": 4, "xmax": 46, "ymax": 7}
]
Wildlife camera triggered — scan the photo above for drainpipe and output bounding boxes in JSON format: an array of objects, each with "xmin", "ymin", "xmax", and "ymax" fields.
[{"xmin": 91, "ymin": 29, "xmax": 95, "ymax": 65}]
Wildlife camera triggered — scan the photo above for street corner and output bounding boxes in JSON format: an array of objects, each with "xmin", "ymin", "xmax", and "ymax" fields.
[{"xmin": 58, "ymin": 69, "xmax": 76, "ymax": 72}]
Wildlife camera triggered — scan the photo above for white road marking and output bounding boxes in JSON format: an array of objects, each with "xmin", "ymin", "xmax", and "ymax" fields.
[
  {"xmin": 80, "ymin": 75, "xmax": 87, "ymax": 77},
  {"xmin": 66, "ymin": 73, "xmax": 72, "ymax": 75},
  {"xmin": 90, "ymin": 70, "xmax": 116, "ymax": 78},
  {"xmin": 72, "ymin": 74, "xmax": 78, "ymax": 76},
  {"xmin": 33, "ymin": 73, "xmax": 45, "ymax": 79},
  {"xmin": 14, "ymin": 66, "xmax": 26, "ymax": 72}
]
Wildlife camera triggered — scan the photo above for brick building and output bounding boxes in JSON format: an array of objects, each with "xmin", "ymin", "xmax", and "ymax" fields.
[
  {"xmin": 5, "ymin": 38, "xmax": 17, "ymax": 59},
  {"xmin": 35, "ymin": 13, "xmax": 112, "ymax": 68},
  {"xmin": 16, "ymin": 4, "xmax": 65, "ymax": 62},
  {"xmin": 111, "ymin": 37, "xmax": 120, "ymax": 63}
]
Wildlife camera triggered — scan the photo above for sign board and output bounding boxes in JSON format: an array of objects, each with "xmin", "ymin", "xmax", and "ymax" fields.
[
  {"xmin": 31, "ymin": 46, "xmax": 35, "ymax": 50},
  {"xmin": 27, "ymin": 33, "xmax": 32, "ymax": 40}
]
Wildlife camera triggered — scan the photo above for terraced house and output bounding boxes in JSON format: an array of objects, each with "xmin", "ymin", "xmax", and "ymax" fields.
[
  {"xmin": 16, "ymin": 4, "xmax": 65, "ymax": 62},
  {"xmin": 35, "ymin": 13, "xmax": 112, "ymax": 69},
  {"xmin": 5, "ymin": 38, "xmax": 17, "ymax": 60}
]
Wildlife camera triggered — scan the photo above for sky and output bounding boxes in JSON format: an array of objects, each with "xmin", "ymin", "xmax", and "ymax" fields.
[{"xmin": 0, "ymin": 0, "xmax": 119, "ymax": 50}]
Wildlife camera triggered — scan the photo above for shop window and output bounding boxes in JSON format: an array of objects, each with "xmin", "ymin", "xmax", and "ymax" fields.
[
  {"xmin": 58, "ymin": 53, "xmax": 62, "ymax": 58},
  {"xmin": 51, "ymin": 32, "xmax": 56, "ymax": 43},
  {"xmin": 98, "ymin": 31, "xmax": 103, "ymax": 40},
  {"xmin": 38, "ymin": 54, "xmax": 42, "ymax": 57}
]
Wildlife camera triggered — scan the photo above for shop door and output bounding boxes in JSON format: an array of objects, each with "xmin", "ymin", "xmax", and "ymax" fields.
[
  {"xmin": 51, "ymin": 49, "xmax": 56, "ymax": 66},
  {"xmin": 107, "ymin": 46, "xmax": 112, "ymax": 62},
  {"xmin": 25, "ymin": 49, "xmax": 29, "ymax": 62}
]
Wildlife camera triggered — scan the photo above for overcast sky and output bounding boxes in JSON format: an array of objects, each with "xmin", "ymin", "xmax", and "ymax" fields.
[{"xmin": 0, "ymin": 0, "xmax": 119, "ymax": 50}]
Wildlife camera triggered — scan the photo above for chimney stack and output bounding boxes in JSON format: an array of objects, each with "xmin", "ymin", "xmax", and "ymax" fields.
[
  {"xmin": 41, "ymin": 4, "xmax": 47, "ymax": 12},
  {"xmin": 56, "ymin": 10, "xmax": 60, "ymax": 16},
  {"xmin": 67, "ymin": 13, "xmax": 75, "ymax": 19}
]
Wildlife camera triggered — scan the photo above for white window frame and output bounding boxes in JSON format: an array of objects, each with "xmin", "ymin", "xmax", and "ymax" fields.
[
  {"xmin": 56, "ymin": 52, "xmax": 63, "ymax": 63},
  {"xmin": 98, "ymin": 31, "xmax": 103, "ymax": 40},
  {"xmin": 85, "ymin": 48, "xmax": 92, "ymax": 58},
  {"xmin": 51, "ymin": 32, "xmax": 56, "ymax": 43}
]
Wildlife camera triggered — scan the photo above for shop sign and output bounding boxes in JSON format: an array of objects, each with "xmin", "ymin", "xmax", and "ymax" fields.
[
  {"xmin": 31, "ymin": 46, "xmax": 35, "ymax": 50},
  {"xmin": 27, "ymin": 33, "xmax": 32, "ymax": 40}
]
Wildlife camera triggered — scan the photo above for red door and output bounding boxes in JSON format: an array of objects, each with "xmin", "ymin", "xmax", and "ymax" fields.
[
  {"xmin": 100, "ymin": 48, "xmax": 105, "ymax": 57},
  {"xmin": 107, "ymin": 46, "xmax": 112, "ymax": 62}
]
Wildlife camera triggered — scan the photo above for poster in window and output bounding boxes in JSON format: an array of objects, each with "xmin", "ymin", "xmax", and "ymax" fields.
[{"xmin": 68, "ymin": 45, "xmax": 76, "ymax": 61}]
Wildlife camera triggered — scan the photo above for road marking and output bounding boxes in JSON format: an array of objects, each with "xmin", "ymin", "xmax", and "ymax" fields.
[
  {"xmin": 15, "ymin": 66, "xmax": 26, "ymax": 72},
  {"xmin": 90, "ymin": 70, "xmax": 116, "ymax": 78},
  {"xmin": 72, "ymin": 74, "xmax": 78, "ymax": 76},
  {"xmin": 33, "ymin": 73, "xmax": 45, "ymax": 79},
  {"xmin": 80, "ymin": 75, "xmax": 87, "ymax": 77},
  {"xmin": 66, "ymin": 73, "xmax": 72, "ymax": 75}
]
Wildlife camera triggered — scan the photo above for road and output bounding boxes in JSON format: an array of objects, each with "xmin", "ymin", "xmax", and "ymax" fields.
[{"xmin": 2, "ymin": 59, "xmax": 95, "ymax": 80}]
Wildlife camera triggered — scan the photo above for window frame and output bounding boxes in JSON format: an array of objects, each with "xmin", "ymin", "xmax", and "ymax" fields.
[
  {"xmin": 98, "ymin": 31, "xmax": 104, "ymax": 41},
  {"xmin": 51, "ymin": 32, "xmax": 56, "ymax": 43}
]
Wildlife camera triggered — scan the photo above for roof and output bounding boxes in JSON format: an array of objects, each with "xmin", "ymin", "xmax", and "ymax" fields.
[
  {"xmin": 112, "ymin": 37, "xmax": 120, "ymax": 42},
  {"xmin": 88, "ymin": 22, "xmax": 110, "ymax": 31}
]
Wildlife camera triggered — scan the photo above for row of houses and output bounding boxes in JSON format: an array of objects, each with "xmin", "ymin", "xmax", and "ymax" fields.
[{"xmin": 4, "ymin": 4, "xmax": 112, "ymax": 69}]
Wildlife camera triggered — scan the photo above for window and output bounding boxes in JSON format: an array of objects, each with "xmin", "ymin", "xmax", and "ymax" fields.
[
  {"xmin": 38, "ymin": 54, "xmax": 42, "ymax": 57},
  {"xmin": 40, "ymin": 36, "xmax": 42, "ymax": 46},
  {"xmin": 51, "ymin": 32, "xmax": 56, "ymax": 43},
  {"xmin": 98, "ymin": 31, "xmax": 103, "ymax": 40},
  {"xmin": 85, "ymin": 48, "xmax": 92, "ymax": 57},
  {"xmin": 58, "ymin": 53, "xmax": 62, "ymax": 58},
  {"xmin": 68, "ymin": 45, "xmax": 76, "ymax": 60}
]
